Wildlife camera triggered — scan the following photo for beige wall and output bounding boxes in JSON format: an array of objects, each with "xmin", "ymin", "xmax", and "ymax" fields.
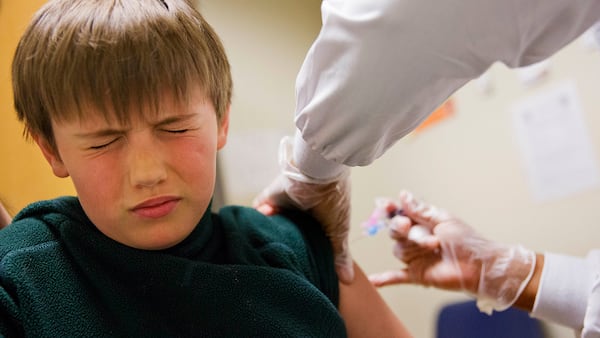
[
  {"xmin": 203, "ymin": 2, "xmax": 600, "ymax": 337},
  {"xmin": 198, "ymin": 0, "xmax": 323, "ymax": 204}
]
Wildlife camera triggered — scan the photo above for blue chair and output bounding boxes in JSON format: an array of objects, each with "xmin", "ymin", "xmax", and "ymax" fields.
[{"xmin": 436, "ymin": 300, "xmax": 545, "ymax": 338}]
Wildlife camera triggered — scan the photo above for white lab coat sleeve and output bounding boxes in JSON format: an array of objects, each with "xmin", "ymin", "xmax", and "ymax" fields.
[
  {"xmin": 293, "ymin": 0, "xmax": 600, "ymax": 178},
  {"xmin": 531, "ymin": 251, "xmax": 600, "ymax": 337}
]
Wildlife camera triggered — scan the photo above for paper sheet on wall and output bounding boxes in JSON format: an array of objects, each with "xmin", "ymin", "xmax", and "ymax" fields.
[
  {"xmin": 512, "ymin": 81, "xmax": 600, "ymax": 202},
  {"xmin": 219, "ymin": 130, "xmax": 287, "ymax": 200}
]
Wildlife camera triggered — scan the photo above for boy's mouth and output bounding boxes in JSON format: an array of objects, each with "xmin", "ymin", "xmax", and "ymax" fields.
[{"xmin": 131, "ymin": 196, "xmax": 181, "ymax": 219}]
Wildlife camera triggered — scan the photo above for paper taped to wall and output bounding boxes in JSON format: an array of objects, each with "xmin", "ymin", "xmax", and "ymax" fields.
[{"xmin": 512, "ymin": 81, "xmax": 600, "ymax": 202}]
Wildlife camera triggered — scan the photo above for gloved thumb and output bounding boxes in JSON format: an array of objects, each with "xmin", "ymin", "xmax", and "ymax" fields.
[
  {"xmin": 399, "ymin": 190, "xmax": 452, "ymax": 229},
  {"xmin": 334, "ymin": 240, "xmax": 355, "ymax": 284},
  {"xmin": 368, "ymin": 270, "xmax": 410, "ymax": 287}
]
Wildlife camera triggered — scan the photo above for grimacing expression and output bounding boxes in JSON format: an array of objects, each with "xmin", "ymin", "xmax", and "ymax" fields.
[{"xmin": 36, "ymin": 87, "xmax": 229, "ymax": 249}]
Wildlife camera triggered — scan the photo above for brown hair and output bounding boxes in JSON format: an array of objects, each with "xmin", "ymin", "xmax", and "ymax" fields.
[{"xmin": 12, "ymin": 0, "xmax": 232, "ymax": 149}]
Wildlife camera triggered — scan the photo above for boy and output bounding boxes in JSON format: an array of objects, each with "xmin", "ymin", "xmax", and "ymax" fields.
[{"xmin": 2, "ymin": 0, "xmax": 411, "ymax": 336}]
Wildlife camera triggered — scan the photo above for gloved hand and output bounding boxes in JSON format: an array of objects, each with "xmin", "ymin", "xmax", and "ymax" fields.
[
  {"xmin": 253, "ymin": 137, "xmax": 354, "ymax": 284},
  {"xmin": 369, "ymin": 190, "xmax": 536, "ymax": 315}
]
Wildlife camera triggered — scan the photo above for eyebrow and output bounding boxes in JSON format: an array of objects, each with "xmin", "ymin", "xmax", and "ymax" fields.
[
  {"xmin": 154, "ymin": 113, "xmax": 197, "ymax": 127},
  {"xmin": 74, "ymin": 128, "xmax": 126, "ymax": 139},
  {"xmin": 73, "ymin": 113, "xmax": 198, "ymax": 138}
]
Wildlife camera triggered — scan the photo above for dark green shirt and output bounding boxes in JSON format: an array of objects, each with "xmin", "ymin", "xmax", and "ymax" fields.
[{"xmin": 0, "ymin": 197, "xmax": 346, "ymax": 337}]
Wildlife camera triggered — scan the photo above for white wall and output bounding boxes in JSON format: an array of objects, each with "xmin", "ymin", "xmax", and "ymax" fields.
[
  {"xmin": 198, "ymin": 0, "xmax": 322, "ymax": 205},
  {"xmin": 200, "ymin": 2, "xmax": 600, "ymax": 337}
]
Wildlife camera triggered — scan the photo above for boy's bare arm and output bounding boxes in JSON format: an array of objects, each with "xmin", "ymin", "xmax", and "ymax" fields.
[
  {"xmin": 338, "ymin": 262, "xmax": 413, "ymax": 337},
  {"xmin": 0, "ymin": 201, "xmax": 11, "ymax": 229}
]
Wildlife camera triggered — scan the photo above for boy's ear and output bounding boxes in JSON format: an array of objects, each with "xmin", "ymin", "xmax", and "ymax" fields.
[
  {"xmin": 216, "ymin": 105, "xmax": 230, "ymax": 150},
  {"xmin": 33, "ymin": 135, "xmax": 69, "ymax": 178}
]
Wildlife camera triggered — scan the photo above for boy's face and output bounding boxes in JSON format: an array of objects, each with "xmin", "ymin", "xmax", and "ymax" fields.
[{"xmin": 36, "ymin": 87, "xmax": 229, "ymax": 250}]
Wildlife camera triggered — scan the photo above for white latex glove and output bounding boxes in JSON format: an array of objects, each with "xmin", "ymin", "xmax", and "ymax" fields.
[
  {"xmin": 254, "ymin": 137, "xmax": 354, "ymax": 283},
  {"xmin": 369, "ymin": 190, "xmax": 536, "ymax": 314}
]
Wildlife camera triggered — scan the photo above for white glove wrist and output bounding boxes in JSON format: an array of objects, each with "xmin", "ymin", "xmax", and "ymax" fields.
[{"xmin": 476, "ymin": 245, "xmax": 536, "ymax": 315}]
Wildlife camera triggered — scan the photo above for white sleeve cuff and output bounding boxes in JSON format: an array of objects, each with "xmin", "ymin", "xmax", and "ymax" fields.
[
  {"xmin": 531, "ymin": 252, "xmax": 591, "ymax": 330},
  {"xmin": 292, "ymin": 132, "xmax": 347, "ymax": 181}
]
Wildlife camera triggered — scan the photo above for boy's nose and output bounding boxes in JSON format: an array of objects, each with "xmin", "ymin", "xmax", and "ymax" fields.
[{"xmin": 128, "ymin": 144, "xmax": 167, "ymax": 188}]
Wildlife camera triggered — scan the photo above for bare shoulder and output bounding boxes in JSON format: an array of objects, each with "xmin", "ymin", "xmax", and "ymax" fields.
[
  {"xmin": 0, "ymin": 201, "xmax": 11, "ymax": 229},
  {"xmin": 338, "ymin": 262, "xmax": 413, "ymax": 338}
]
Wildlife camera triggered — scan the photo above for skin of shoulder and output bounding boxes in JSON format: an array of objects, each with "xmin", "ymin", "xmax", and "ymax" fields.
[
  {"xmin": 0, "ymin": 202, "xmax": 11, "ymax": 229},
  {"xmin": 339, "ymin": 262, "xmax": 413, "ymax": 338}
]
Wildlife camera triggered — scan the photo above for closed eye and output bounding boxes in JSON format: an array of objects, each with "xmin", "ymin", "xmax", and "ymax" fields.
[
  {"xmin": 163, "ymin": 129, "xmax": 189, "ymax": 134},
  {"xmin": 90, "ymin": 138, "xmax": 119, "ymax": 150}
]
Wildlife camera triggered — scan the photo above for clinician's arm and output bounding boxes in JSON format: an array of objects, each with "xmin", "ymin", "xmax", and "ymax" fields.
[
  {"xmin": 531, "ymin": 251, "xmax": 600, "ymax": 338},
  {"xmin": 294, "ymin": 0, "xmax": 600, "ymax": 177},
  {"xmin": 256, "ymin": 0, "xmax": 600, "ymax": 285},
  {"xmin": 369, "ymin": 191, "xmax": 600, "ymax": 337}
]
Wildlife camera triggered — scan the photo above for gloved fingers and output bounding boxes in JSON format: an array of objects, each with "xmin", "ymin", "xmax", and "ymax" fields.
[
  {"xmin": 254, "ymin": 203, "xmax": 277, "ymax": 216},
  {"xmin": 369, "ymin": 264, "xmax": 461, "ymax": 289},
  {"xmin": 256, "ymin": 176, "xmax": 355, "ymax": 285},
  {"xmin": 408, "ymin": 225, "xmax": 440, "ymax": 248},
  {"xmin": 253, "ymin": 175, "xmax": 301, "ymax": 214},
  {"xmin": 392, "ymin": 239, "xmax": 439, "ymax": 264},
  {"xmin": 406, "ymin": 254, "xmax": 476, "ymax": 291},
  {"xmin": 373, "ymin": 244, "xmax": 476, "ymax": 291},
  {"xmin": 389, "ymin": 218, "xmax": 440, "ymax": 251},
  {"xmin": 392, "ymin": 237, "xmax": 481, "ymax": 292},
  {"xmin": 334, "ymin": 246, "xmax": 355, "ymax": 284},
  {"xmin": 253, "ymin": 175, "xmax": 281, "ymax": 207},
  {"xmin": 327, "ymin": 222, "xmax": 353, "ymax": 283},
  {"xmin": 398, "ymin": 190, "xmax": 452, "ymax": 229},
  {"xmin": 253, "ymin": 187, "xmax": 279, "ymax": 215},
  {"xmin": 264, "ymin": 136, "xmax": 355, "ymax": 284},
  {"xmin": 252, "ymin": 186, "xmax": 269, "ymax": 208},
  {"xmin": 253, "ymin": 183, "xmax": 274, "ymax": 214},
  {"xmin": 368, "ymin": 270, "xmax": 410, "ymax": 287},
  {"xmin": 306, "ymin": 182, "xmax": 353, "ymax": 283},
  {"xmin": 388, "ymin": 215, "xmax": 412, "ymax": 237}
]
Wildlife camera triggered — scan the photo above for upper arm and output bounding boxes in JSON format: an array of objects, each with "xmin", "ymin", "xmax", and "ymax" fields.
[
  {"xmin": 0, "ymin": 201, "xmax": 11, "ymax": 229},
  {"xmin": 338, "ymin": 262, "xmax": 413, "ymax": 338}
]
